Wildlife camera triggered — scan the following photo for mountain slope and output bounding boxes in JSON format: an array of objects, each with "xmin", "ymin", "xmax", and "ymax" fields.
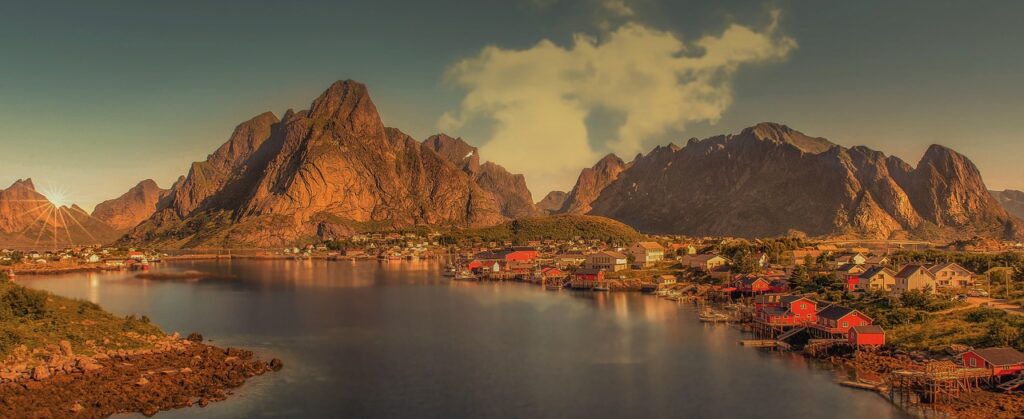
[
  {"xmin": 536, "ymin": 191, "xmax": 568, "ymax": 214},
  {"xmin": 122, "ymin": 80, "xmax": 513, "ymax": 248},
  {"xmin": 423, "ymin": 134, "xmax": 539, "ymax": 218},
  {"xmin": 584, "ymin": 123, "xmax": 1020, "ymax": 240},
  {"xmin": 559, "ymin": 154, "xmax": 629, "ymax": 214},
  {"xmin": 91, "ymin": 179, "xmax": 169, "ymax": 230},
  {"xmin": 992, "ymin": 190, "xmax": 1024, "ymax": 220},
  {"xmin": 0, "ymin": 179, "xmax": 120, "ymax": 247}
]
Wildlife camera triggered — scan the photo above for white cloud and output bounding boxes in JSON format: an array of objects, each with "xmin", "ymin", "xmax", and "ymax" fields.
[
  {"xmin": 439, "ymin": 12, "xmax": 796, "ymax": 196},
  {"xmin": 602, "ymin": 0, "xmax": 634, "ymax": 17}
]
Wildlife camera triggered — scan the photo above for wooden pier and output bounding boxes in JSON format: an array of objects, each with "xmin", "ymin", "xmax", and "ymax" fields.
[{"xmin": 889, "ymin": 361, "xmax": 993, "ymax": 405}]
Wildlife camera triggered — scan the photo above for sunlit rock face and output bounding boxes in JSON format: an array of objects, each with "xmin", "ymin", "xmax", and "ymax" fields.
[
  {"xmin": 122, "ymin": 80, "xmax": 537, "ymax": 248},
  {"xmin": 92, "ymin": 180, "xmax": 169, "ymax": 231},
  {"xmin": 581, "ymin": 123, "xmax": 1021, "ymax": 241},
  {"xmin": 0, "ymin": 179, "xmax": 120, "ymax": 247}
]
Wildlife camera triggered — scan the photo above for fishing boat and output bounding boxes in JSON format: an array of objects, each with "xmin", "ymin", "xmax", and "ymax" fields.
[
  {"xmin": 454, "ymin": 271, "xmax": 477, "ymax": 281},
  {"xmin": 545, "ymin": 282, "xmax": 563, "ymax": 291},
  {"xmin": 698, "ymin": 310, "xmax": 730, "ymax": 323},
  {"xmin": 592, "ymin": 285, "xmax": 610, "ymax": 292},
  {"xmin": 442, "ymin": 265, "xmax": 457, "ymax": 277}
]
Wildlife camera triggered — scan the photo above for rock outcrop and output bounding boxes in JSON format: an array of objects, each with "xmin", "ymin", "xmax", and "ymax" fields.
[
  {"xmin": 536, "ymin": 191, "xmax": 568, "ymax": 214},
  {"xmin": 423, "ymin": 134, "xmax": 539, "ymax": 219},
  {"xmin": 583, "ymin": 123, "xmax": 1021, "ymax": 240},
  {"xmin": 92, "ymin": 180, "xmax": 169, "ymax": 230},
  {"xmin": 992, "ymin": 189, "xmax": 1024, "ymax": 220},
  {"xmin": 0, "ymin": 179, "xmax": 120, "ymax": 247},
  {"xmin": 123, "ymin": 80, "xmax": 519, "ymax": 248},
  {"xmin": 559, "ymin": 154, "xmax": 630, "ymax": 214}
]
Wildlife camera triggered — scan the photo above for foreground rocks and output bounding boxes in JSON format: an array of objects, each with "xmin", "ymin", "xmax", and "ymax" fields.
[
  {"xmin": 0, "ymin": 338, "xmax": 280, "ymax": 418},
  {"xmin": 826, "ymin": 350, "xmax": 1024, "ymax": 418}
]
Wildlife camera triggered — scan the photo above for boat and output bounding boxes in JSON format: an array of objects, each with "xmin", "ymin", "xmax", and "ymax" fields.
[
  {"xmin": 545, "ymin": 283, "xmax": 564, "ymax": 291},
  {"xmin": 698, "ymin": 310, "xmax": 730, "ymax": 323},
  {"xmin": 592, "ymin": 285, "xmax": 610, "ymax": 292},
  {"xmin": 454, "ymin": 271, "xmax": 477, "ymax": 281}
]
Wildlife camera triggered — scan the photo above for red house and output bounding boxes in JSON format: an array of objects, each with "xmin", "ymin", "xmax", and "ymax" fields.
[
  {"xmin": 755, "ymin": 295, "xmax": 817, "ymax": 326},
  {"xmin": 848, "ymin": 325, "xmax": 885, "ymax": 347},
  {"xmin": 571, "ymin": 268, "xmax": 604, "ymax": 289},
  {"xmin": 814, "ymin": 305, "xmax": 872, "ymax": 336},
  {"xmin": 734, "ymin": 276, "xmax": 771, "ymax": 294},
  {"xmin": 962, "ymin": 347, "xmax": 1024, "ymax": 376}
]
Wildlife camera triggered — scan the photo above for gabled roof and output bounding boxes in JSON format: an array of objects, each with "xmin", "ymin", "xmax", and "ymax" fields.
[
  {"xmin": 574, "ymin": 268, "xmax": 604, "ymax": 276},
  {"xmin": 836, "ymin": 263, "xmax": 865, "ymax": 273},
  {"xmin": 851, "ymin": 325, "xmax": 884, "ymax": 334},
  {"xmin": 817, "ymin": 305, "xmax": 871, "ymax": 322},
  {"xmin": 780, "ymin": 295, "xmax": 815, "ymax": 306},
  {"xmin": 634, "ymin": 241, "xmax": 664, "ymax": 250},
  {"xmin": 860, "ymin": 266, "xmax": 895, "ymax": 279},
  {"xmin": 895, "ymin": 264, "xmax": 934, "ymax": 279},
  {"xmin": 971, "ymin": 347, "xmax": 1024, "ymax": 366},
  {"xmin": 590, "ymin": 251, "xmax": 627, "ymax": 260},
  {"xmin": 927, "ymin": 262, "xmax": 973, "ymax": 275}
]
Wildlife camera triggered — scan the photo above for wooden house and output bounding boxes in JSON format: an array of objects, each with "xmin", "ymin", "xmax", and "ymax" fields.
[
  {"xmin": 848, "ymin": 325, "xmax": 885, "ymax": 347},
  {"xmin": 962, "ymin": 347, "xmax": 1024, "ymax": 377},
  {"xmin": 571, "ymin": 268, "xmax": 605, "ymax": 289}
]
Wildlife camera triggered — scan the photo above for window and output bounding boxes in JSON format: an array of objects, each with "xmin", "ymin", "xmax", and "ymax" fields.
[
  {"xmin": 969, "ymin": 358, "xmax": 977, "ymax": 368},
  {"xmin": 841, "ymin": 321, "xmax": 848, "ymax": 328},
  {"xmin": 800, "ymin": 303, "xmax": 806, "ymax": 310}
]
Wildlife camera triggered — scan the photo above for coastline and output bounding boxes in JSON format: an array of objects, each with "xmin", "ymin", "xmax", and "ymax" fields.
[{"xmin": 0, "ymin": 336, "xmax": 282, "ymax": 418}]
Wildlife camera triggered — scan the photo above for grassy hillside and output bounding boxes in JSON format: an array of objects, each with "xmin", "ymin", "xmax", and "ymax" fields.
[
  {"xmin": 444, "ymin": 214, "xmax": 642, "ymax": 245},
  {"xmin": 0, "ymin": 278, "xmax": 163, "ymax": 359}
]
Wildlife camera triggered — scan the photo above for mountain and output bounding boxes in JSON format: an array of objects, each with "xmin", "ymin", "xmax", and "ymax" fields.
[
  {"xmin": 536, "ymin": 191, "xmax": 568, "ymax": 214},
  {"xmin": 992, "ymin": 190, "xmax": 1024, "ymax": 220},
  {"xmin": 582, "ymin": 123, "xmax": 1020, "ymax": 241},
  {"xmin": 0, "ymin": 179, "xmax": 120, "ymax": 248},
  {"xmin": 122, "ymin": 80, "xmax": 520, "ymax": 248},
  {"xmin": 559, "ymin": 154, "xmax": 630, "ymax": 214},
  {"xmin": 91, "ymin": 179, "xmax": 170, "ymax": 230},
  {"xmin": 423, "ymin": 134, "xmax": 539, "ymax": 219}
]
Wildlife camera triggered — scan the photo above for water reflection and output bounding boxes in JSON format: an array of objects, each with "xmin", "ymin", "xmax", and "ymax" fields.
[{"xmin": 18, "ymin": 260, "xmax": 906, "ymax": 419}]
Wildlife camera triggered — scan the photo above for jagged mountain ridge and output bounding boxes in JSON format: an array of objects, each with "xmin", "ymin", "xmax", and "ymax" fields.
[
  {"xmin": 121, "ymin": 80, "xmax": 535, "ymax": 248},
  {"xmin": 579, "ymin": 123, "xmax": 1021, "ymax": 240},
  {"xmin": 992, "ymin": 190, "xmax": 1024, "ymax": 220},
  {"xmin": 91, "ymin": 179, "xmax": 169, "ymax": 231},
  {"xmin": 0, "ymin": 179, "xmax": 120, "ymax": 247}
]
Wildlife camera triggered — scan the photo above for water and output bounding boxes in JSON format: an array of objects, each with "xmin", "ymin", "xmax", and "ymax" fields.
[{"xmin": 18, "ymin": 260, "xmax": 906, "ymax": 418}]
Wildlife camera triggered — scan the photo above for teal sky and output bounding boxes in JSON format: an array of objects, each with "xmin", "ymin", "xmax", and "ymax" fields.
[{"xmin": 2, "ymin": 0, "xmax": 1023, "ymax": 210}]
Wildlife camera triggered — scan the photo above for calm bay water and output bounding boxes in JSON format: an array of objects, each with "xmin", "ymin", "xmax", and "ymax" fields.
[{"xmin": 19, "ymin": 260, "xmax": 905, "ymax": 418}]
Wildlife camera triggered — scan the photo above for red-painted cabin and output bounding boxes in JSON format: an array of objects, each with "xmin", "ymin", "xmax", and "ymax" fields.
[
  {"xmin": 848, "ymin": 325, "xmax": 885, "ymax": 347},
  {"xmin": 571, "ymin": 268, "xmax": 604, "ymax": 289},
  {"xmin": 962, "ymin": 347, "xmax": 1024, "ymax": 376},
  {"xmin": 734, "ymin": 277, "xmax": 771, "ymax": 294},
  {"xmin": 755, "ymin": 296, "xmax": 817, "ymax": 326},
  {"xmin": 814, "ymin": 305, "xmax": 872, "ymax": 335}
]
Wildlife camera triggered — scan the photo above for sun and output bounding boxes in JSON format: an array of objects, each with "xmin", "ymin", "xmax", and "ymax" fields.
[{"xmin": 40, "ymin": 185, "xmax": 73, "ymax": 208}]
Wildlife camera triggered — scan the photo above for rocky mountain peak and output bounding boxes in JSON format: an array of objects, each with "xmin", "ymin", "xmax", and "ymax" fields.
[
  {"xmin": 740, "ymin": 122, "xmax": 836, "ymax": 154},
  {"xmin": 92, "ymin": 179, "xmax": 170, "ymax": 231},
  {"xmin": 559, "ymin": 153, "xmax": 629, "ymax": 214},
  {"xmin": 308, "ymin": 80, "xmax": 383, "ymax": 133},
  {"xmin": 423, "ymin": 134, "xmax": 480, "ymax": 175}
]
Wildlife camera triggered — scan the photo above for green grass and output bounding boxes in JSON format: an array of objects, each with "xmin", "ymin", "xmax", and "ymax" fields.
[
  {"xmin": 0, "ymin": 281, "xmax": 163, "ymax": 360},
  {"xmin": 443, "ymin": 214, "xmax": 642, "ymax": 245}
]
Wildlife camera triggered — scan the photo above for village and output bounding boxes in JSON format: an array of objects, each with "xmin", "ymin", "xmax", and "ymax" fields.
[{"xmin": 5, "ymin": 233, "xmax": 1024, "ymax": 415}]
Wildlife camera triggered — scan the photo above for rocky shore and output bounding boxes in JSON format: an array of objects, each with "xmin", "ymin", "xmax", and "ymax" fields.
[
  {"xmin": 824, "ymin": 350, "xmax": 1024, "ymax": 418},
  {"xmin": 0, "ymin": 333, "xmax": 281, "ymax": 418}
]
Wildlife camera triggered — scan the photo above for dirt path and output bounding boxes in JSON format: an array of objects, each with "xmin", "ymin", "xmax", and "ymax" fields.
[{"xmin": 936, "ymin": 297, "xmax": 1024, "ymax": 315}]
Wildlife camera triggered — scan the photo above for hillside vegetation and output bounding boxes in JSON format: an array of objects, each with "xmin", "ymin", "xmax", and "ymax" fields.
[{"xmin": 443, "ymin": 214, "xmax": 641, "ymax": 245}]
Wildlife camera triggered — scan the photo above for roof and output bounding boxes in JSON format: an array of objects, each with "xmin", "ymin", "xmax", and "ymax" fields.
[
  {"xmin": 634, "ymin": 241, "xmax": 664, "ymax": 250},
  {"xmin": 780, "ymin": 295, "xmax": 814, "ymax": 306},
  {"xmin": 763, "ymin": 307, "xmax": 789, "ymax": 316},
  {"xmin": 851, "ymin": 325, "xmax": 884, "ymax": 334},
  {"xmin": 860, "ymin": 266, "xmax": 895, "ymax": 279},
  {"xmin": 574, "ymin": 268, "xmax": 604, "ymax": 276},
  {"xmin": 836, "ymin": 263, "xmax": 864, "ymax": 273},
  {"xmin": 971, "ymin": 347, "xmax": 1024, "ymax": 366},
  {"xmin": 817, "ymin": 305, "xmax": 869, "ymax": 321},
  {"xmin": 895, "ymin": 264, "xmax": 934, "ymax": 279},
  {"xmin": 928, "ymin": 262, "xmax": 973, "ymax": 275},
  {"xmin": 591, "ymin": 251, "xmax": 627, "ymax": 259}
]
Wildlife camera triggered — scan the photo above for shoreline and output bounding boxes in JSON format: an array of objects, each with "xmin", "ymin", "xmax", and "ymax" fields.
[{"xmin": 0, "ymin": 334, "xmax": 282, "ymax": 418}]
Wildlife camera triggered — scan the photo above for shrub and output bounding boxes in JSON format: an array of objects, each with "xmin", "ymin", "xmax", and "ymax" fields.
[{"xmin": 0, "ymin": 286, "xmax": 47, "ymax": 320}]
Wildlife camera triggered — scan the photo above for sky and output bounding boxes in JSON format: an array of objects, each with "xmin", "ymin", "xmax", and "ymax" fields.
[{"xmin": 2, "ymin": 0, "xmax": 1023, "ymax": 210}]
